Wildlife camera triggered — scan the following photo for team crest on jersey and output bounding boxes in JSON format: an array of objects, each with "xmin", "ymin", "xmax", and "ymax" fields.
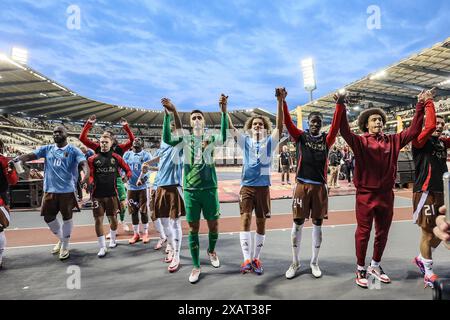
[
  {"xmin": 64, "ymin": 151, "xmax": 69, "ymax": 157},
  {"xmin": 111, "ymin": 158, "xmax": 116, "ymax": 164}
]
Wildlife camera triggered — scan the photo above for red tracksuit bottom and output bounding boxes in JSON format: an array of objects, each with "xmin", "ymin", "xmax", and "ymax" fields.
[{"xmin": 355, "ymin": 190, "xmax": 394, "ymax": 267}]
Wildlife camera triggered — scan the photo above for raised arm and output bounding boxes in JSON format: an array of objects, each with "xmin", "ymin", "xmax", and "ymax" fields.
[
  {"xmin": 326, "ymin": 102, "xmax": 345, "ymax": 148},
  {"xmin": 79, "ymin": 115, "xmax": 100, "ymax": 150},
  {"xmin": 219, "ymin": 94, "xmax": 229, "ymax": 144},
  {"xmin": 399, "ymin": 90, "xmax": 428, "ymax": 148},
  {"xmin": 282, "ymin": 98, "xmax": 303, "ymax": 141},
  {"xmin": 161, "ymin": 98, "xmax": 183, "ymax": 130},
  {"xmin": 227, "ymin": 113, "xmax": 241, "ymax": 139},
  {"xmin": 334, "ymin": 92, "xmax": 359, "ymax": 150},
  {"xmin": 412, "ymin": 96, "xmax": 436, "ymax": 149},
  {"xmin": 117, "ymin": 118, "xmax": 135, "ymax": 152},
  {"xmin": 162, "ymin": 111, "xmax": 183, "ymax": 147},
  {"xmin": 271, "ymin": 87, "xmax": 285, "ymax": 141},
  {"xmin": 224, "ymin": 94, "xmax": 242, "ymax": 141}
]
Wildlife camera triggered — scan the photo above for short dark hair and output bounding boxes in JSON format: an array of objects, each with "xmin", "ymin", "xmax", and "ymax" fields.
[
  {"xmin": 308, "ymin": 111, "xmax": 323, "ymax": 121},
  {"xmin": 437, "ymin": 115, "xmax": 445, "ymax": 120},
  {"xmin": 104, "ymin": 130, "xmax": 115, "ymax": 137},
  {"xmin": 358, "ymin": 108, "xmax": 387, "ymax": 133},
  {"xmin": 190, "ymin": 110, "xmax": 204, "ymax": 116}
]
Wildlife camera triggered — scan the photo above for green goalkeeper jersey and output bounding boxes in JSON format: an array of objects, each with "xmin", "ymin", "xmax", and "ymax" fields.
[{"xmin": 162, "ymin": 112, "xmax": 228, "ymax": 191}]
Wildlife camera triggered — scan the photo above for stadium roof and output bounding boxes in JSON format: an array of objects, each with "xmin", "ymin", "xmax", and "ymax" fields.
[
  {"xmin": 2, "ymin": 36, "xmax": 449, "ymax": 126},
  {"xmin": 300, "ymin": 37, "xmax": 450, "ymax": 117},
  {"xmin": 0, "ymin": 53, "xmax": 274, "ymax": 127}
]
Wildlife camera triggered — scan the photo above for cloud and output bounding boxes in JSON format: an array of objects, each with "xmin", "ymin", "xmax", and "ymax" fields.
[{"xmin": 0, "ymin": 0, "xmax": 448, "ymax": 113}]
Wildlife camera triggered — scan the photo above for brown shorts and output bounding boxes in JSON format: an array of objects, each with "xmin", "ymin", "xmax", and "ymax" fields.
[
  {"xmin": 413, "ymin": 191, "xmax": 445, "ymax": 231},
  {"xmin": 92, "ymin": 197, "xmax": 120, "ymax": 218},
  {"xmin": 292, "ymin": 182, "xmax": 328, "ymax": 220},
  {"xmin": 40, "ymin": 192, "xmax": 78, "ymax": 219},
  {"xmin": 154, "ymin": 185, "xmax": 186, "ymax": 219},
  {"xmin": 239, "ymin": 186, "xmax": 271, "ymax": 219},
  {"xmin": 127, "ymin": 189, "xmax": 148, "ymax": 215}
]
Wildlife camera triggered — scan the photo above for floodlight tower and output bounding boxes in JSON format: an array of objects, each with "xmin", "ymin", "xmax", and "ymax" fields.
[{"xmin": 301, "ymin": 58, "xmax": 316, "ymax": 102}]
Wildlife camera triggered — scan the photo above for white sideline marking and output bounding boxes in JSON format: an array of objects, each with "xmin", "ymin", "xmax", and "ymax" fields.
[
  {"xmin": 5, "ymin": 220, "xmax": 412, "ymax": 250},
  {"xmin": 7, "ymin": 206, "xmax": 412, "ymax": 231}
]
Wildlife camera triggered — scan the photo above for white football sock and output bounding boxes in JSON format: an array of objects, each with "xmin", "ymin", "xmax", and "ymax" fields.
[
  {"xmin": 311, "ymin": 225, "xmax": 322, "ymax": 265},
  {"xmin": 133, "ymin": 224, "xmax": 139, "ymax": 235},
  {"xmin": 160, "ymin": 218, "xmax": 173, "ymax": 248},
  {"xmin": 110, "ymin": 230, "xmax": 117, "ymax": 243},
  {"xmin": 154, "ymin": 218, "xmax": 166, "ymax": 239},
  {"xmin": 291, "ymin": 222, "xmax": 303, "ymax": 264},
  {"xmin": 143, "ymin": 223, "xmax": 149, "ymax": 234},
  {"xmin": 422, "ymin": 258, "xmax": 434, "ymax": 277},
  {"xmin": 254, "ymin": 233, "xmax": 265, "ymax": 260},
  {"xmin": 370, "ymin": 259, "xmax": 380, "ymax": 268},
  {"xmin": 47, "ymin": 219, "xmax": 62, "ymax": 241},
  {"xmin": 98, "ymin": 235, "xmax": 106, "ymax": 249},
  {"xmin": 357, "ymin": 265, "xmax": 366, "ymax": 271},
  {"xmin": 170, "ymin": 218, "xmax": 182, "ymax": 259},
  {"xmin": 239, "ymin": 231, "xmax": 252, "ymax": 261},
  {"xmin": 61, "ymin": 219, "xmax": 73, "ymax": 250}
]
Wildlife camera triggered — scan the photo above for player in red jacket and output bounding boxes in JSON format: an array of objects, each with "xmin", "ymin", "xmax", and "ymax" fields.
[
  {"xmin": 80, "ymin": 115, "xmax": 135, "ymax": 233},
  {"xmin": 336, "ymin": 90, "xmax": 425, "ymax": 288},
  {"xmin": 87, "ymin": 135, "xmax": 132, "ymax": 258}
]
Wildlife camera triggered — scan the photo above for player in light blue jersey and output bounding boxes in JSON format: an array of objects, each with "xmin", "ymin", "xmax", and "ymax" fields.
[
  {"xmin": 138, "ymin": 116, "xmax": 185, "ymax": 272},
  {"xmin": 138, "ymin": 159, "xmax": 169, "ymax": 251},
  {"xmin": 16, "ymin": 126, "xmax": 89, "ymax": 261},
  {"xmin": 123, "ymin": 138, "xmax": 153, "ymax": 244},
  {"xmin": 227, "ymin": 88, "xmax": 283, "ymax": 275}
]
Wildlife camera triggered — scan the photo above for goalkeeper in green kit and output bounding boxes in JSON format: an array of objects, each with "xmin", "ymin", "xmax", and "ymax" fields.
[{"xmin": 162, "ymin": 94, "xmax": 229, "ymax": 284}]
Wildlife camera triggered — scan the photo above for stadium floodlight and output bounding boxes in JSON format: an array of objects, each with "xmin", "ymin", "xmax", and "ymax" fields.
[
  {"xmin": 301, "ymin": 58, "xmax": 317, "ymax": 101},
  {"xmin": 11, "ymin": 47, "xmax": 28, "ymax": 65},
  {"xmin": 339, "ymin": 88, "xmax": 346, "ymax": 95},
  {"xmin": 369, "ymin": 70, "xmax": 387, "ymax": 80}
]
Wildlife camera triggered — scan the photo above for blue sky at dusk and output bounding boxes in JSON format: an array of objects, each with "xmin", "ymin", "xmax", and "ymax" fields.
[{"xmin": 1, "ymin": 0, "xmax": 449, "ymax": 112}]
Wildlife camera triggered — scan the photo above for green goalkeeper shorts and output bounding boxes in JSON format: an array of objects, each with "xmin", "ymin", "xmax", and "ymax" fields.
[{"xmin": 184, "ymin": 189, "xmax": 220, "ymax": 223}]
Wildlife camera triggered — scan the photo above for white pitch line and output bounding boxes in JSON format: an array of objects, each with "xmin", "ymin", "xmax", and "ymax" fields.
[
  {"xmin": 5, "ymin": 219, "xmax": 413, "ymax": 250},
  {"xmin": 7, "ymin": 206, "xmax": 413, "ymax": 231}
]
